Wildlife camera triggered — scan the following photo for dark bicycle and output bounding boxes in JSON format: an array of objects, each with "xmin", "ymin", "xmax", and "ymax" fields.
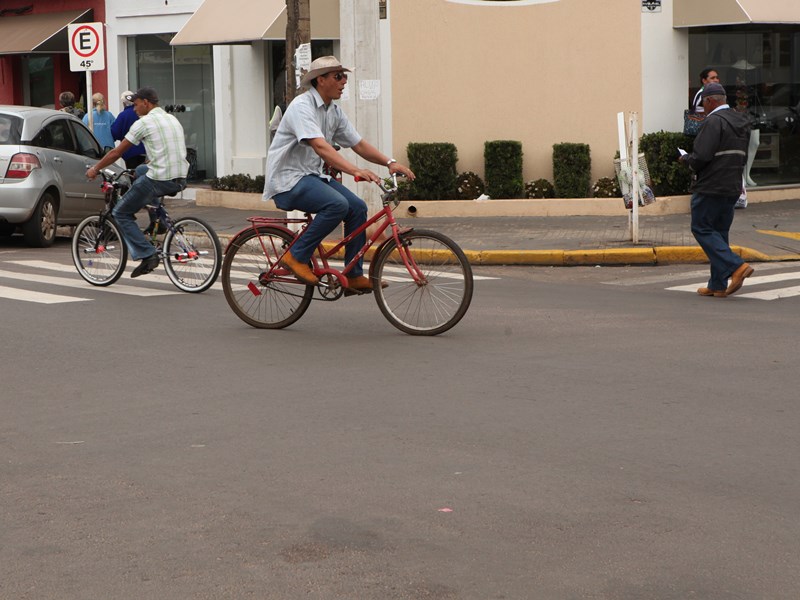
[{"xmin": 71, "ymin": 169, "xmax": 222, "ymax": 292}]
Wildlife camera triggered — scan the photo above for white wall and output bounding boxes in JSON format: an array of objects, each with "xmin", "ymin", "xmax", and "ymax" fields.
[
  {"xmin": 641, "ymin": 0, "xmax": 689, "ymax": 134},
  {"xmin": 104, "ymin": 0, "xmax": 269, "ymax": 178}
]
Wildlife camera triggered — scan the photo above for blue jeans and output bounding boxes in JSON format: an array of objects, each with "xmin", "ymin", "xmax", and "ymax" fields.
[
  {"xmin": 113, "ymin": 173, "xmax": 183, "ymax": 260},
  {"xmin": 690, "ymin": 192, "xmax": 744, "ymax": 291},
  {"xmin": 273, "ymin": 175, "xmax": 368, "ymax": 277}
]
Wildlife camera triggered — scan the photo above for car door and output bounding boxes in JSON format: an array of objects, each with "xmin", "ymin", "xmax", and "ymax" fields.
[
  {"xmin": 68, "ymin": 120, "xmax": 108, "ymax": 213},
  {"xmin": 31, "ymin": 117, "xmax": 93, "ymax": 221}
]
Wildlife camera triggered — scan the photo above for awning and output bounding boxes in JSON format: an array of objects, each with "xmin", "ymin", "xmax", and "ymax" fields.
[
  {"xmin": 171, "ymin": 0, "xmax": 339, "ymax": 46},
  {"xmin": 675, "ymin": 0, "xmax": 800, "ymax": 27},
  {"xmin": 0, "ymin": 9, "xmax": 92, "ymax": 54}
]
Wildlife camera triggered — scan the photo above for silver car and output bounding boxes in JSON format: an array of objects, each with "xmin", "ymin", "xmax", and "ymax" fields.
[{"xmin": 0, "ymin": 106, "xmax": 121, "ymax": 247}]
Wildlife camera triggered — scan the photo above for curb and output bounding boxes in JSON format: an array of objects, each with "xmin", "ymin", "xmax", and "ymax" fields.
[{"xmin": 216, "ymin": 233, "xmax": 797, "ymax": 266}]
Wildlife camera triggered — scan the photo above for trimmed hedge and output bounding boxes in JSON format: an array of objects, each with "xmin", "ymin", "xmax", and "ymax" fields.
[
  {"xmin": 211, "ymin": 173, "xmax": 264, "ymax": 193},
  {"xmin": 406, "ymin": 142, "xmax": 458, "ymax": 200},
  {"xmin": 485, "ymin": 140, "xmax": 523, "ymax": 199},
  {"xmin": 553, "ymin": 143, "xmax": 591, "ymax": 198},
  {"xmin": 638, "ymin": 131, "xmax": 695, "ymax": 196}
]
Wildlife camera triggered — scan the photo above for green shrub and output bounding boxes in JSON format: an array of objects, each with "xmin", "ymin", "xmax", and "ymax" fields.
[
  {"xmin": 455, "ymin": 171, "xmax": 485, "ymax": 199},
  {"xmin": 406, "ymin": 142, "xmax": 458, "ymax": 199},
  {"xmin": 211, "ymin": 173, "xmax": 265, "ymax": 193},
  {"xmin": 525, "ymin": 178, "xmax": 555, "ymax": 198},
  {"xmin": 638, "ymin": 131, "xmax": 695, "ymax": 196},
  {"xmin": 484, "ymin": 140, "xmax": 523, "ymax": 198},
  {"xmin": 592, "ymin": 177, "xmax": 621, "ymax": 198},
  {"xmin": 553, "ymin": 143, "xmax": 591, "ymax": 198}
]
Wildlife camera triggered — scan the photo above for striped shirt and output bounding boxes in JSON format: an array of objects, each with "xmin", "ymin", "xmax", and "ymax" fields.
[
  {"xmin": 125, "ymin": 107, "xmax": 188, "ymax": 181},
  {"xmin": 264, "ymin": 87, "xmax": 361, "ymax": 200}
]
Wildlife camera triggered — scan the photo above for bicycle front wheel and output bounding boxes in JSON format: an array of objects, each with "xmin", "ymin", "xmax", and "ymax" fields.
[
  {"xmin": 221, "ymin": 226, "xmax": 313, "ymax": 329},
  {"xmin": 71, "ymin": 215, "xmax": 128, "ymax": 286},
  {"xmin": 163, "ymin": 217, "xmax": 222, "ymax": 293},
  {"xmin": 372, "ymin": 229, "xmax": 473, "ymax": 336}
]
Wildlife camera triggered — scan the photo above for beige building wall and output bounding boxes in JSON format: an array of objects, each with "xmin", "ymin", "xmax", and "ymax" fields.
[{"xmin": 390, "ymin": 0, "xmax": 642, "ymax": 185}]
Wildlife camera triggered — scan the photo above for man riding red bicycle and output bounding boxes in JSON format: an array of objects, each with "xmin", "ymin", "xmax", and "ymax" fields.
[{"xmin": 264, "ymin": 56, "xmax": 415, "ymax": 293}]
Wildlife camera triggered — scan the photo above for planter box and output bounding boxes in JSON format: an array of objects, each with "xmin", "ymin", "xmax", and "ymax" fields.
[{"xmin": 196, "ymin": 187, "xmax": 799, "ymax": 218}]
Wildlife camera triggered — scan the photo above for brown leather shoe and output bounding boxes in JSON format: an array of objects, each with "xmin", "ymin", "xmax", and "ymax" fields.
[
  {"xmin": 344, "ymin": 275, "xmax": 388, "ymax": 296},
  {"xmin": 725, "ymin": 263, "xmax": 754, "ymax": 296},
  {"xmin": 697, "ymin": 287, "xmax": 727, "ymax": 297},
  {"xmin": 279, "ymin": 252, "xmax": 318, "ymax": 285}
]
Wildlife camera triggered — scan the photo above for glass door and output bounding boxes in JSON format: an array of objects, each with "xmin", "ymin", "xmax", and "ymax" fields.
[{"xmin": 127, "ymin": 35, "xmax": 215, "ymax": 180}]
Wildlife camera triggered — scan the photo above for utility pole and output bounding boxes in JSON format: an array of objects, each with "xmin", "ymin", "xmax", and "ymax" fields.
[{"xmin": 285, "ymin": 0, "xmax": 310, "ymax": 104}]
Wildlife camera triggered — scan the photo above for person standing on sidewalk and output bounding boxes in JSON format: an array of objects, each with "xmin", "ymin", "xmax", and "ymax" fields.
[
  {"xmin": 679, "ymin": 82, "xmax": 754, "ymax": 297},
  {"xmin": 111, "ymin": 91, "xmax": 147, "ymax": 170}
]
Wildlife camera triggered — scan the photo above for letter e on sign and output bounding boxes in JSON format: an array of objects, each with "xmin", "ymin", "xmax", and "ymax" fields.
[{"xmin": 68, "ymin": 23, "xmax": 105, "ymax": 72}]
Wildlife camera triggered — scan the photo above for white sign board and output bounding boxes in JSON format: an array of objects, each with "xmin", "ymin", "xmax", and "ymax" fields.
[
  {"xmin": 294, "ymin": 43, "xmax": 312, "ymax": 89},
  {"xmin": 68, "ymin": 22, "xmax": 105, "ymax": 72},
  {"xmin": 359, "ymin": 80, "xmax": 381, "ymax": 101}
]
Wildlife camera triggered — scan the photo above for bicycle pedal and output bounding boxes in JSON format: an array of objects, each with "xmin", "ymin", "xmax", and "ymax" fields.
[{"xmin": 343, "ymin": 287, "xmax": 372, "ymax": 297}]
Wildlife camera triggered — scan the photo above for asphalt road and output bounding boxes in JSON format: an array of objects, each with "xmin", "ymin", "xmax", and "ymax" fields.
[{"xmin": 2, "ymin": 242, "xmax": 800, "ymax": 599}]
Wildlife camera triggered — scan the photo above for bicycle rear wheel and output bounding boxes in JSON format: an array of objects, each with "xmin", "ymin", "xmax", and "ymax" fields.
[
  {"xmin": 71, "ymin": 215, "xmax": 128, "ymax": 286},
  {"xmin": 372, "ymin": 229, "xmax": 473, "ymax": 336},
  {"xmin": 163, "ymin": 217, "xmax": 222, "ymax": 293},
  {"xmin": 221, "ymin": 226, "xmax": 313, "ymax": 329}
]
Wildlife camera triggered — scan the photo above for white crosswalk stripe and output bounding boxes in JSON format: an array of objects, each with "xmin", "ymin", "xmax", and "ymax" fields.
[
  {"xmin": 0, "ymin": 260, "xmax": 183, "ymax": 305},
  {"xmin": 604, "ymin": 262, "xmax": 800, "ymax": 301}
]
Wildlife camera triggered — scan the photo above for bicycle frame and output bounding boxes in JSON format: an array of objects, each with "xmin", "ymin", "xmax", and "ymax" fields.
[{"xmin": 234, "ymin": 193, "xmax": 425, "ymax": 291}]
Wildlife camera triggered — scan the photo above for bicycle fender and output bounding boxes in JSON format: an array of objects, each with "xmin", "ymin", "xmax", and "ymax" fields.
[
  {"xmin": 368, "ymin": 227, "xmax": 414, "ymax": 280},
  {"xmin": 224, "ymin": 223, "xmax": 295, "ymax": 254}
]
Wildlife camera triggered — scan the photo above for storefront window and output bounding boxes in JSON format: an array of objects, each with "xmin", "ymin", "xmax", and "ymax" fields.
[
  {"xmin": 128, "ymin": 35, "xmax": 215, "ymax": 180},
  {"xmin": 690, "ymin": 26, "xmax": 800, "ymax": 186}
]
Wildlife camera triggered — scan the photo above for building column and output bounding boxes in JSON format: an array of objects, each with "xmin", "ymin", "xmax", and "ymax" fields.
[{"xmin": 339, "ymin": 0, "xmax": 384, "ymax": 213}]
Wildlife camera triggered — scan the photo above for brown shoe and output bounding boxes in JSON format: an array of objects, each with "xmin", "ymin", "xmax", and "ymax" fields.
[
  {"xmin": 725, "ymin": 263, "xmax": 754, "ymax": 296},
  {"xmin": 697, "ymin": 287, "xmax": 727, "ymax": 297},
  {"xmin": 344, "ymin": 275, "xmax": 388, "ymax": 296},
  {"xmin": 279, "ymin": 252, "xmax": 318, "ymax": 285}
]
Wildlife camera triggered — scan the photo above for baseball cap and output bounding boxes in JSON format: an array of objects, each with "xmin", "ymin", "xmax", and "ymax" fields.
[
  {"xmin": 124, "ymin": 87, "xmax": 159, "ymax": 104},
  {"xmin": 120, "ymin": 90, "xmax": 134, "ymax": 103}
]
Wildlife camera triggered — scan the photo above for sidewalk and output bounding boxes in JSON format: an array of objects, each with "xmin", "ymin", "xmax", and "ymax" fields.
[{"xmin": 166, "ymin": 188, "xmax": 800, "ymax": 266}]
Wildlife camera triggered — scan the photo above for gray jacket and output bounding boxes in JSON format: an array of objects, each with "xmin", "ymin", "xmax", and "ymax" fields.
[{"xmin": 685, "ymin": 107, "xmax": 751, "ymax": 197}]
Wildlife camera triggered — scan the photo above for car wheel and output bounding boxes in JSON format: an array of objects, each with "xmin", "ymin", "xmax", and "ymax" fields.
[{"xmin": 23, "ymin": 192, "xmax": 58, "ymax": 248}]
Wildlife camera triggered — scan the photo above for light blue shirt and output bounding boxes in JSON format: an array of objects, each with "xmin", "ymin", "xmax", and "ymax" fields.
[
  {"xmin": 83, "ymin": 109, "xmax": 116, "ymax": 150},
  {"xmin": 264, "ymin": 87, "xmax": 361, "ymax": 200}
]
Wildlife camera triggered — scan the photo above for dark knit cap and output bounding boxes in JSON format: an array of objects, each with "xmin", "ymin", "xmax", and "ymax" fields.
[{"xmin": 701, "ymin": 82, "xmax": 726, "ymax": 99}]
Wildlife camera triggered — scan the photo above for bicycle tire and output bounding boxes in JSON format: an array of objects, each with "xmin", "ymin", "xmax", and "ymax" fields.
[
  {"xmin": 221, "ymin": 226, "xmax": 313, "ymax": 329},
  {"xmin": 372, "ymin": 229, "xmax": 473, "ymax": 336},
  {"xmin": 71, "ymin": 215, "xmax": 128, "ymax": 286},
  {"xmin": 163, "ymin": 217, "xmax": 222, "ymax": 293}
]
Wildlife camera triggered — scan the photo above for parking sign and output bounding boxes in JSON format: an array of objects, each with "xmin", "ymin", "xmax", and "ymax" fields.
[{"xmin": 68, "ymin": 23, "xmax": 105, "ymax": 72}]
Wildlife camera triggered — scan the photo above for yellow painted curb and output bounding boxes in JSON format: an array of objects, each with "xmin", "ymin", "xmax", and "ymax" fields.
[
  {"xmin": 654, "ymin": 246, "xmax": 707, "ymax": 263},
  {"xmin": 564, "ymin": 248, "xmax": 656, "ymax": 266}
]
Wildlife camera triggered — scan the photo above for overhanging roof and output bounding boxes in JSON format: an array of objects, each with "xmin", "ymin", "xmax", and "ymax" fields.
[
  {"xmin": 171, "ymin": 0, "xmax": 339, "ymax": 46},
  {"xmin": 0, "ymin": 9, "xmax": 92, "ymax": 54},
  {"xmin": 675, "ymin": 0, "xmax": 800, "ymax": 27}
]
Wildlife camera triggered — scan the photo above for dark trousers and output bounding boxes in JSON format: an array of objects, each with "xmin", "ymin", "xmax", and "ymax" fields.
[{"xmin": 690, "ymin": 192, "xmax": 744, "ymax": 291}]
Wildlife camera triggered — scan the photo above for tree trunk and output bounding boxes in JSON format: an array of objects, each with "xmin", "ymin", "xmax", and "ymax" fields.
[{"xmin": 285, "ymin": 0, "xmax": 311, "ymax": 104}]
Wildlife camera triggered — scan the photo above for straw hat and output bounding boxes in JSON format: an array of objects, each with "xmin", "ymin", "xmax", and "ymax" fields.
[{"xmin": 299, "ymin": 56, "xmax": 352, "ymax": 89}]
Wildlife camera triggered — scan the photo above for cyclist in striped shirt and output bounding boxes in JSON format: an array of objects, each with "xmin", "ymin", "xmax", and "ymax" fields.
[{"xmin": 87, "ymin": 87, "xmax": 189, "ymax": 277}]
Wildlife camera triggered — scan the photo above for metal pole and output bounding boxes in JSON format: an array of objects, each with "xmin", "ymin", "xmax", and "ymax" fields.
[
  {"xmin": 86, "ymin": 71, "xmax": 94, "ymax": 132},
  {"xmin": 629, "ymin": 112, "xmax": 640, "ymax": 244}
]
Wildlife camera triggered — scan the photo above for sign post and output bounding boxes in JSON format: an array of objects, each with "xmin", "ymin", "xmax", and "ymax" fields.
[{"xmin": 67, "ymin": 22, "xmax": 105, "ymax": 132}]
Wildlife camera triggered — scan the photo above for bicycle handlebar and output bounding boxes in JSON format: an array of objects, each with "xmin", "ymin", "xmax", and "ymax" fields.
[{"xmin": 354, "ymin": 172, "xmax": 402, "ymax": 194}]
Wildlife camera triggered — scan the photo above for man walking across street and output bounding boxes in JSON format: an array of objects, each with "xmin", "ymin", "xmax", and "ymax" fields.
[
  {"xmin": 680, "ymin": 82, "xmax": 754, "ymax": 297},
  {"xmin": 86, "ymin": 87, "xmax": 188, "ymax": 278}
]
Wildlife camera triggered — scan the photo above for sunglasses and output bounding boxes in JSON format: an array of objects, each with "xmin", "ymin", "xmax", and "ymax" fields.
[{"xmin": 330, "ymin": 72, "xmax": 348, "ymax": 82}]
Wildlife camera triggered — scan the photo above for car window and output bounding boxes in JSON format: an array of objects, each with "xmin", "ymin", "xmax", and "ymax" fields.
[
  {"xmin": 0, "ymin": 114, "xmax": 22, "ymax": 145},
  {"xmin": 70, "ymin": 121, "xmax": 102, "ymax": 159},
  {"xmin": 33, "ymin": 119, "xmax": 75, "ymax": 153}
]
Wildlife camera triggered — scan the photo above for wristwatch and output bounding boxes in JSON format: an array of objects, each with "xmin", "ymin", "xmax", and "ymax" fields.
[{"xmin": 386, "ymin": 158, "xmax": 397, "ymax": 166}]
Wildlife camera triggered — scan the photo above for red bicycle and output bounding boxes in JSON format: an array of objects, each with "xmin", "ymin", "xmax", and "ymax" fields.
[{"xmin": 220, "ymin": 175, "xmax": 473, "ymax": 335}]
